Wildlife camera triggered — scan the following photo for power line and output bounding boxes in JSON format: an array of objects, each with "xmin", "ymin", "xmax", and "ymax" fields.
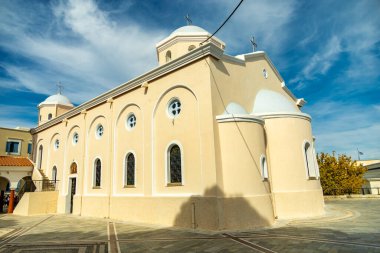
[{"xmin": 201, "ymin": 0, "xmax": 244, "ymax": 45}]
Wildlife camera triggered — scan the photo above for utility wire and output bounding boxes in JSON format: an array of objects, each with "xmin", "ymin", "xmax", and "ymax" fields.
[{"xmin": 200, "ymin": 0, "xmax": 244, "ymax": 45}]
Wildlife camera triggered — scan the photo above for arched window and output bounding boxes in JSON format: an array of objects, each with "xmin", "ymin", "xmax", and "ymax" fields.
[
  {"xmin": 70, "ymin": 162, "xmax": 77, "ymax": 174},
  {"xmin": 48, "ymin": 113, "xmax": 52, "ymax": 120},
  {"xmin": 188, "ymin": 45, "xmax": 196, "ymax": 51},
  {"xmin": 52, "ymin": 166, "xmax": 57, "ymax": 183},
  {"xmin": 304, "ymin": 142, "xmax": 316, "ymax": 178},
  {"xmin": 124, "ymin": 153, "xmax": 135, "ymax": 186},
  {"xmin": 38, "ymin": 145, "xmax": 43, "ymax": 169},
  {"xmin": 168, "ymin": 144, "xmax": 182, "ymax": 184},
  {"xmin": 94, "ymin": 159, "xmax": 101, "ymax": 187},
  {"xmin": 261, "ymin": 156, "xmax": 269, "ymax": 180},
  {"xmin": 165, "ymin": 50, "xmax": 172, "ymax": 62}
]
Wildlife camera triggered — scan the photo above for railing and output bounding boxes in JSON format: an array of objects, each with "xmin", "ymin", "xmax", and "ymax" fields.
[
  {"xmin": 17, "ymin": 179, "xmax": 59, "ymax": 196},
  {"xmin": 324, "ymin": 187, "xmax": 380, "ymax": 196}
]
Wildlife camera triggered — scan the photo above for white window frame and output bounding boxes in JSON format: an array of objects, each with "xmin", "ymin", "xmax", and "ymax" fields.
[
  {"xmin": 167, "ymin": 97, "xmax": 182, "ymax": 119},
  {"xmin": 260, "ymin": 154, "xmax": 269, "ymax": 180},
  {"xmin": 93, "ymin": 157, "xmax": 102, "ymax": 188},
  {"xmin": 6, "ymin": 139, "xmax": 21, "ymax": 155},
  {"xmin": 72, "ymin": 132, "xmax": 79, "ymax": 145},
  {"xmin": 54, "ymin": 139, "xmax": 60, "ymax": 150},
  {"xmin": 95, "ymin": 124, "xmax": 104, "ymax": 139},
  {"xmin": 52, "ymin": 166, "xmax": 58, "ymax": 183},
  {"xmin": 123, "ymin": 151, "xmax": 136, "ymax": 187},
  {"xmin": 126, "ymin": 113, "xmax": 137, "ymax": 131},
  {"xmin": 165, "ymin": 141, "xmax": 185, "ymax": 186},
  {"xmin": 302, "ymin": 140, "xmax": 317, "ymax": 179},
  {"xmin": 38, "ymin": 145, "xmax": 43, "ymax": 169},
  {"xmin": 165, "ymin": 50, "xmax": 172, "ymax": 62}
]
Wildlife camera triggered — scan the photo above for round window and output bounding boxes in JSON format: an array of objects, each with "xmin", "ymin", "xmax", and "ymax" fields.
[
  {"xmin": 96, "ymin": 124, "xmax": 104, "ymax": 139},
  {"xmin": 168, "ymin": 99, "xmax": 181, "ymax": 118},
  {"xmin": 54, "ymin": 139, "xmax": 60, "ymax": 150},
  {"xmin": 73, "ymin": 132, "xmax": 79, "ymax": 145},
  {"xmin": 126, "ymin": 114, "xmax": 136, "ymax": 130}
]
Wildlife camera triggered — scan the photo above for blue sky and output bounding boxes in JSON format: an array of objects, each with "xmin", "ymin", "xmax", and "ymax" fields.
[{"xmin": 0, "ymin": 0, "xmax": 379, "ymax": 159}]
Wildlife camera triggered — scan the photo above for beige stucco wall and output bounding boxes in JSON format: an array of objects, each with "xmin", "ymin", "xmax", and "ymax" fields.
[
  {"xmin": 13, "ymin": 191, "xmax": 58, "ymax": 215},
  {"xmin": 38, "ymin": 105, "xmax": 57, "ymax": 125},
  {"xmin": 368, "ymin": 180, "xmax": 380, "ymax": 194},
  {"xmin": 0, "ymin": 127, "xmax": 32, "ymax": 157},
  {"xmin": 157, "ymin": 36, "xmax": 224, "ymax": 66},
  {"xmin": 0, "ymin": 167, "xmax": 33, "ymax": 189},
  {"xmin": 264, "ymin": 116, "xmax": 324, "ymax": 218},
  {"xmin": 30, "ymin": 39, "xmax": 324, "ymax": 229}
]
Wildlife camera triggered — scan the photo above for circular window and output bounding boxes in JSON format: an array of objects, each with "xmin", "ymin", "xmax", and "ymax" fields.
[
  {"xmin": 262, "ymin": 69, "xmax": 268, "ymax": 79},
  {"xmin": 96, "ymin": 124, "xmax": 104, "ymax": 139},
  {"xmin": 168, "ymin": 99, "xmax": 181, "ymax": 118},
  {"xmin": 72, "ymin": 132, "xmax": 79, "ymax": 145},
  {"xmin": 188, "ymin": 45, "xmax": 196, "ymax": 51},
  {"xmin": 126, "ymin": 114, "xmax": 136, "ymax": 130},
  {"xmin": 54, "ymin": 139, "xmax": 60, "ymax": 150}
]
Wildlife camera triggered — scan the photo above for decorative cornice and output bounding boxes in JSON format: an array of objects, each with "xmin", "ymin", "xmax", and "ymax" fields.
[
  {"xmin": 296, "ymin": 98, "xmax": 307, "ymax": 107},
  {"xmin": 254, "ymin": 112, "xmax": 311, "ymax": 121},
  {"xmin": 32, "ymin": 43, "xmax": 222, "ymax": 134},
  {"xmin": 216, "ymin": 114, "xmax": 265, "ymax": 125}
]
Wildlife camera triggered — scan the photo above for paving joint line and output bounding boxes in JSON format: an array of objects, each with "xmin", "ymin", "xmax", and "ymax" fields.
[
  {"xmin": 235, "ymin": 233, "xmax": 380, "ymax": 249},
  {"xmin": 223, "ymin": 233, "xmax": 277, "ymax": 253},
  {"xmin": 0, "ymin": 215, "xmax": 53, "ymax": 249},
  {"xmin": 108, "ymin": 222, "xmax": 120, "ymax": 253}
]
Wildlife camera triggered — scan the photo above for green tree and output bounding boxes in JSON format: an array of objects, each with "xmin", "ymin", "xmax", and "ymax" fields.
[{"xmin": 317, "ymin": 152, "xmax": 367, "ymax": 195}]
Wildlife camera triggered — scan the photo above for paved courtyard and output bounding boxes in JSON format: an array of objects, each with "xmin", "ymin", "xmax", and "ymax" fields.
[{"xmin": 0, "ymin": 199, "xmax": 379, "ymax": 252}]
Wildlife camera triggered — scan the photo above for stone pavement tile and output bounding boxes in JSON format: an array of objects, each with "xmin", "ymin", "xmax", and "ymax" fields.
[
  {"xmin": 0, "ymin": 214, "xmax": 49, "ymax": 229},
  {"xmin": 119, "ymin": 238, "xmax": 257, "ymax": 253},
  {"xmin": 12, "ymin": 215, "xmax": 108, "ymax": 243},
  {"xmin": 115, "ymin": 223, "xmax": 223, "ymax": 240},
  {"xmin": 245, "ymin": 237, "xmax": 380, "ymax": 253}
]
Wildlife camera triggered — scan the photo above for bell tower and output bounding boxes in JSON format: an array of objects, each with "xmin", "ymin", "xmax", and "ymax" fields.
[
  {"xmin": 38, "ymin": 91, "xmax": 74, "ymax": 125},
  {"xmin": 155, "ymin": 24, "xmax": 225, "ymax": 66}
]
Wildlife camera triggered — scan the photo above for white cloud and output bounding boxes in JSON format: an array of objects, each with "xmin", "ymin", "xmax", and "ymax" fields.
[
  {"xmin": 216, "ymin": 0, "xmax": 297, "ymax": 56},
  {"xmin": 316, "ymin": 124, "xmax": 380, "ymax": 160},
  {"xmin": 0, "ymin": 0, "xmax": 166, "ymax": 104},
  {"xmin": 290, "ymin": 0, "xmax": 380, "ymax": 91},
  {"xmin": 0, "ymin": 105, "xmax": 37, "ymax": 128},
  {"xmin": 305, "ymin": 100, "xmax": 380, "ymax": 160},
  {"xmin": 290, "ymin": 36, "xmax": 342, "ymax": 89}
]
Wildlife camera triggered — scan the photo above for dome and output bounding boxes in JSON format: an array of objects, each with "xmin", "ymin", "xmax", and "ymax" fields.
[
  {"xmin": 223, "ymin": 102, "xmax": 248, "ymax": 115},
  {"xmin": 252, "ymin": 90, "xmax": 299, "ymax": 114},
  {"xmin": 170, "ymin": 25, "xmax": 209, "ymax": 36},
  {"xmin": 39, "ymin": 93, "xmax": 73, "ymax": 107}
]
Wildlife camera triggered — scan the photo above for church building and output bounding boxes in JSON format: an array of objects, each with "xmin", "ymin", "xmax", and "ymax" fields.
[{"xmin": 28, "ymin": 25, "xmax": 324, "ymax": 230}]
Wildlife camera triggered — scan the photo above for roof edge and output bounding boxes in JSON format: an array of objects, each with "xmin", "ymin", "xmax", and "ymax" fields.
[{"xmin": 32, "ymin": 43, "xmax": 223, "ymax": 134}]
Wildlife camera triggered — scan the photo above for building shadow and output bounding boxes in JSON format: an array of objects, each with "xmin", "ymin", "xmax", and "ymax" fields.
[{"xmin": 173, "ymin": 185, "xmax": 273, "ymax": 231}]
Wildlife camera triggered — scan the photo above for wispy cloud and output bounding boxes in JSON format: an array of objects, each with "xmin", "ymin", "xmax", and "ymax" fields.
[
  {"xmin": 219, "ymin": 0, "xmax": 297, "ymax": 56},
  {"xmin": 290, "ymin": 36, "xmax": 342, "ymax": 89},
  {"xmin": 0, "ymin": 104, "xmax": 37, "ymax": 128},
  {"xmin": 305, "ymin": 100, "xmax": 380, "ymax": 159},
  {"xmin": 289, "ymin": 0, "xmax": 380, "ymax": 91},
  {"xmin": 0, "ymin": 0, "xmax": 165, "ymax": 103}
]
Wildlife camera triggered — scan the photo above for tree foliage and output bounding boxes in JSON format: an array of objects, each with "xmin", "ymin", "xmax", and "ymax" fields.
[{"xmin": 317, "ymin": 152, "xmax": 367, "ymax": 195}]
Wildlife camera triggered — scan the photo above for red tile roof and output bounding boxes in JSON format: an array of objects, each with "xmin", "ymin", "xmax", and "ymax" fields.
[{"xmin": 0, "ymin": 156, "xmax": 33, "ymax": 167}]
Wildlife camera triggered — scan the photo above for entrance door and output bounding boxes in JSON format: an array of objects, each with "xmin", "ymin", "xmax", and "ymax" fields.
[{"xmin": 69, "ymin": 178, "xmax": 76, "ymax": 213}]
